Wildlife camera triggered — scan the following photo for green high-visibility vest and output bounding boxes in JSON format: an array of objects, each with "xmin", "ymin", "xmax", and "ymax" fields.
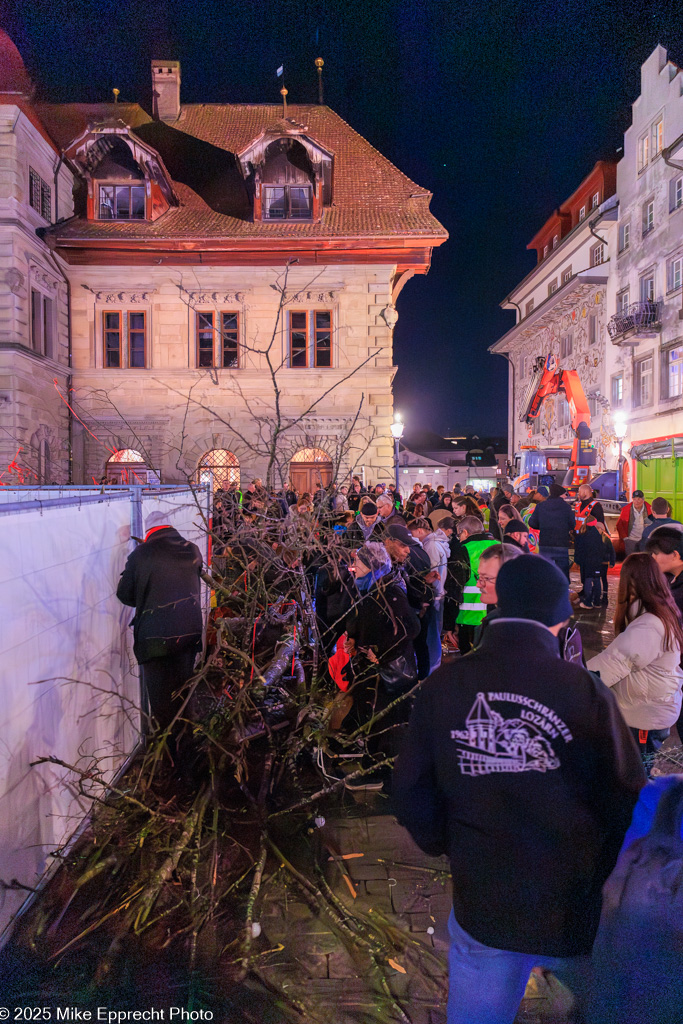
[{"xmin": 456, "ymin": 536, "xmax": 499, "ymax": 625}]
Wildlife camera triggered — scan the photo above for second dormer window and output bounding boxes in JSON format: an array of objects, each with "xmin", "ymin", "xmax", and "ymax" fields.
[
  {"xmin": 99, "ymin": 185, "xmax": 146, "ymax": 220},
  {"xmin": 263, "ymin": 185, "xmax": 312, "ymax": 220}
]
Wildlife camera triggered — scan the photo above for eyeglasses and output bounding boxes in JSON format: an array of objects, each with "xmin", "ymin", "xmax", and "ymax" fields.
[{"xmin": 475, "ymin": 572, "xmax": 498, "ymax": 585}]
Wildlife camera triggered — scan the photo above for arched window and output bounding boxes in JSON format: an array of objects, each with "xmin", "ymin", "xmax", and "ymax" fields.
[
  {"xmin": 197, "ymin": 449, "xmax": 240, "ymax": 491},
  {"xmin": 290, "ymin": 447, "xmax": 331, "ymax": 463},
  {"xmin": 106, "ymin": 448, "xmax": 150, "ymax": 484}
]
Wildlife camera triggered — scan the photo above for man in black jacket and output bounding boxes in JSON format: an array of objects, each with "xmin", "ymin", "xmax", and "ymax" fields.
[
  {"xmin": 528, "ymin": 483, "xmax": 575, "ymax": 579},
  {"xmin": 393, "ymin": 555, "xmax": 644, "ymax": 1024},
  {"xmin": 117, "ymin": 512, "xmax": 204, "ymax": 765}
]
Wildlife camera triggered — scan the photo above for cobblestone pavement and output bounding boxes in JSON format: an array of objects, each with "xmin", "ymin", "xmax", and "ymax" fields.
[
  {"xmin": 258, "ymin": 808, "xmax": 578, "ymax": 1023},
  {"xmin": 270, "ymin": 569, "xmax": 624, "ymax": 1024}
]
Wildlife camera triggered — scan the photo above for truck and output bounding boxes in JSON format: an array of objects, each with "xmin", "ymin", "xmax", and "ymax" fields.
[{"xmin": 513, "ymin": 353, "xmax": 624, "ymax": 502}]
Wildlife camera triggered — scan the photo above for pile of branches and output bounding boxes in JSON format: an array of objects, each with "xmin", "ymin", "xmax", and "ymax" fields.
[{"xmin": 0, "ymin": 511, "xmax": 447, "ymax": 1022}]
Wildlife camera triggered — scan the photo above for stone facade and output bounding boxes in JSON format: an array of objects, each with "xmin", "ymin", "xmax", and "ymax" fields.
[
  {"xmin": 0, "ymin": 97, "xmax": 74, "ymax": 483},
  {"xmin": 67, "ymin": 264, "xmax": 398, "ymax": 485},
  {"xmin": 0, "ymin": 32, "xmax": 446, "ymax": 488}
]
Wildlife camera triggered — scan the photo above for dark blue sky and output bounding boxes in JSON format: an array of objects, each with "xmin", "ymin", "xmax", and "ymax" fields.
[{"xmin": 3, "ymin": 0, "xmax": 683, "ymax": 436}]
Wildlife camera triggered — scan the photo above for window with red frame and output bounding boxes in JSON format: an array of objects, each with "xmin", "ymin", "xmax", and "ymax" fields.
[{"xmin": 288, "ymin": 311, "xmax": 333, "ymax": 367}]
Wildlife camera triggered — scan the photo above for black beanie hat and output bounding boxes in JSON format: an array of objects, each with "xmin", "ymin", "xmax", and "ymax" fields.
[{"xmin": 496, "ymin": 554, "xmax": 573, "ymax": 627}]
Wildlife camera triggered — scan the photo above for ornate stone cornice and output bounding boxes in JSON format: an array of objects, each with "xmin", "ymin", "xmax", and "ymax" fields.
[
  {"xmin": 283, "ymin": 289, "xmax": 340, "ymax": 304},
  {"xmin": 187, "ymin": 291, "xmax": 248, "ymax": 305},
  {"xmin": 94, "ymin": 290, "xmax": 156, "ymax": 303}
]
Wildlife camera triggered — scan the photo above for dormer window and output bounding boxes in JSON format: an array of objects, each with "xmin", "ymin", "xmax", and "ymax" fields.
[
  {"xmin": 263, "ymin": 184, "xmax": 312, "ymax": 220},
  {"xmin": 99, "ymin": 184, "xmax": 146, "ymax": 220}
]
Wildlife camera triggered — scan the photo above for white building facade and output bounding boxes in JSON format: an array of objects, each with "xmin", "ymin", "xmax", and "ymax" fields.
[{"xmin": 605, "ymin": 46, "xmax": 683, "ymax": 498}]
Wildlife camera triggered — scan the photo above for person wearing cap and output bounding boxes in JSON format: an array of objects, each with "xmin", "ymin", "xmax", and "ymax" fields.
[
  {"xmin": 528, "ymin": 483, "xmax": 575, "ymax": 580},
  {"xmin": 393, "ymin": 555, "xmax": 645, "ymax": 1024},
  {"xmin": 116, "ymin": 511, "xmax": 204, "ymax": 769},
  {"xmin": 616, "ymin": 490, "xmax": 652, "ymax": 558},
  {"xmin": 502, "ymin": 518, "xmax": 532, "ymax": 553},
  {"xmin": 346, "ymin": 498, "xmax": 384, "ymax": 546}
]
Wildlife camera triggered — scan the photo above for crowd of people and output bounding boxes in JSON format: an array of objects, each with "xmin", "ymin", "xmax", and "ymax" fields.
[{"xmin": 116, "ymin": 472, "xmax": 683, "ymax": 1024}]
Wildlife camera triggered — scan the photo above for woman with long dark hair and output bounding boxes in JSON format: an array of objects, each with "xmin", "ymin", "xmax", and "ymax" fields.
[
  {"xmin": 587, "ymin": 552, "xmax": 683, "ymax": 756},
  {"xmin": 452, "ymin": 494, "xmax": 483, "ymax": 523},
  {"xmin": 491, "ymin": 502, "xmax": 522, "ymax": 541}
]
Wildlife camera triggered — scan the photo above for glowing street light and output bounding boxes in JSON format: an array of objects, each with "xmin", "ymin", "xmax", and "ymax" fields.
[
  {"xmin": 390, "ymin": 413, "xmax": 404, "ymax": 492},
  {"xmin": 613, "ymin": 414, "xmax": 627, "ymax": 500}
]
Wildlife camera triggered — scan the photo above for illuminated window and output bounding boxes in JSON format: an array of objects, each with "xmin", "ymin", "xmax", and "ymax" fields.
[
  {"xmin": 552, "ymin": 234, "xmax": 559, "ymax": 249},
  {"xmin": 562, "ymin": 267, "xmax": 572, "ymax": 283},
  {"xmin": 611, "ymin": 374, "xmax": 623, "ymax": 408},
  {"xmin": 663, "ymin": 346, "xmax": 683, "ymax": 399},
  {"xmin": 579, "ymin": 206, "xmax": 586, "ymax": 222},
  {"xmin": 197, "ymin": 448, "xmax": 240, "ymax": 490},
  {"xmin": 638, "ymin": 134, "xmax": 649, "ymax": 171},
  {"xmin": 652, "ymin": 118, "xmax": 663, "ymax": 157},
  {"xmin": 592, "ymin": 191, "xmax": 600, "ymax": 208}
]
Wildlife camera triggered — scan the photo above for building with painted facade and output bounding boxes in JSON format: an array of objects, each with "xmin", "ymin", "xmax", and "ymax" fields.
[
  {"xmin": 0, "ymin": 32, "xmax": 446, "ymax": 490},
  {"xmin": 489, "ymin": 161, "xmax": 619, "ymax": 474}
]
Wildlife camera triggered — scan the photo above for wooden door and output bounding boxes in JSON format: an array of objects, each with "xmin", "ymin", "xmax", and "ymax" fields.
[{"xmin": 289, "ymin": 462, "xmax": 332, "ymax": 494}]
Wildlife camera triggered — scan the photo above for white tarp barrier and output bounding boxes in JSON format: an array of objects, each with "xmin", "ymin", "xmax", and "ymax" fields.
[{"xmin": 0, "ymin": 488, "xmax": 208, "ymax": 939}]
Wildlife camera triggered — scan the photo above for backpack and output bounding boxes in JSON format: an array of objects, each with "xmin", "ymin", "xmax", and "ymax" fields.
[
  {"xmin": 559, "ymin": 622, "xmax": 584, "ymax": 665},
  {"xmin": 590, "ymin": 778, "xmax": 683, "ymax": 1024}
]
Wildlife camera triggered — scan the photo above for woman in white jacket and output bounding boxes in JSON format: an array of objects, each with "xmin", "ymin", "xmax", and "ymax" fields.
[{"xmin": 587, "ymin": 552, "xmax": 683, "ymax": 757}]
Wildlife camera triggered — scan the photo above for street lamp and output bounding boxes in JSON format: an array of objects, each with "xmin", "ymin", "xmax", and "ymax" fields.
[
  {"xmin": 390, "ymin": 413, "xmax": 404, "ymax": 494},
  {"xmin": 613, "ymin": 414, "xmax": 627, "ymax": 500}
]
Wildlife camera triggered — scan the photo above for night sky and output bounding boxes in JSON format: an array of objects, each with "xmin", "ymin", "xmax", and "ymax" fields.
[{"xmin": 3, "ymin": 0, "xmax": 683, "ymax": 437}]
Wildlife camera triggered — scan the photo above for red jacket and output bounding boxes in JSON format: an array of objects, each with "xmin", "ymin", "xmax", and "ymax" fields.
[{"xmin": 616, "ymin": 501, "xmax": 652, "ymax": 539}]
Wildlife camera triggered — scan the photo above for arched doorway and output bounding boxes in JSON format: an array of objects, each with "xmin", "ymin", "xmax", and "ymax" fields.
[
  {"xmin": 106, "ymin": 448, "xmax": 158, "ymax": 484},
  {"xmin": 289, "ymin": 447, "xmax": 333, "ymax": 494},
  {"xmin": 197, "ymin": 449, "xmax": 240, "ymax": 491}
]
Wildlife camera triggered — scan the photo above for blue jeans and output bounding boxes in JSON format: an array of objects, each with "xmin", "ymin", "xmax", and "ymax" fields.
[
  {"xmin": 583, "ymin": 572, "xmax": 602, "ymax": 606},
  {"xmin": 447, "ymin": 911, "xmax": 589, "ymax": 1024},
  {"xmin": 539, "ymin": 546, "xmax": 570, "ymax": 580}
]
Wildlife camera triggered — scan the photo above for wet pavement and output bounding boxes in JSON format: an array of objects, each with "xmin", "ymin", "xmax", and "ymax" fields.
[{"xmin": 569, "ymin": 565, "xmax": 621, "ymax": 661}]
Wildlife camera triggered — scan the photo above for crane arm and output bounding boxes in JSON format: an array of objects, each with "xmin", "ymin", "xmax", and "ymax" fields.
[{"xmin": 558, "ymin": 369, "xmax": 591, "ymax": 432}]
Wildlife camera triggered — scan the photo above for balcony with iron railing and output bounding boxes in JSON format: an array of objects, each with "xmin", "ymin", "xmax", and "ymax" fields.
[{"xmin": 607, "ymin": 300, "xmax": 662, "ymax": 343}]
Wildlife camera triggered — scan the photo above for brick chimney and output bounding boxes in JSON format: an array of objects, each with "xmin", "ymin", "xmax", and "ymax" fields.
[{"xmin": 151, "ymin": 60, "xmax": 181, "ymax": 121}]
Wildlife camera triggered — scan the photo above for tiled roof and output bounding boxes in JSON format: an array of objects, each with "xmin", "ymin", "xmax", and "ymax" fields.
[
  {"xmin": 0, "ymin": 29, "xmax": 32, "ymax": 94},
  {"xmin": 36, "ymin": 103, "xmax": 447, "ymax": 243}
]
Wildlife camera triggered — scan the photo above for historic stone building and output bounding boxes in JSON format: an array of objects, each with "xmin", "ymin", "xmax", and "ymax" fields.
[
  {"xmin": 0, "ymin": 33, "xmax": 446, "ymax": 489},
  {"xmin": 0, "ymin": 32, "xmax": 74, "ymax": 484},
  {"xmin": 489, "ymin": 161, "xmax": 619, "ymax": 473}
]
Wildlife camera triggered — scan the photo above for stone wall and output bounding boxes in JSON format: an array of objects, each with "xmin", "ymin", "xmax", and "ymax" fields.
[{"xmin": 68, "ymin": 263, "xmax": 398, "ymax": 486}]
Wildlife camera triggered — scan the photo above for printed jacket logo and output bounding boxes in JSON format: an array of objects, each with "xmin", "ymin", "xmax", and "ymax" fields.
[{"xmin": 450, "ymin": 692, "xmax": 573, "ymax": 776}]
